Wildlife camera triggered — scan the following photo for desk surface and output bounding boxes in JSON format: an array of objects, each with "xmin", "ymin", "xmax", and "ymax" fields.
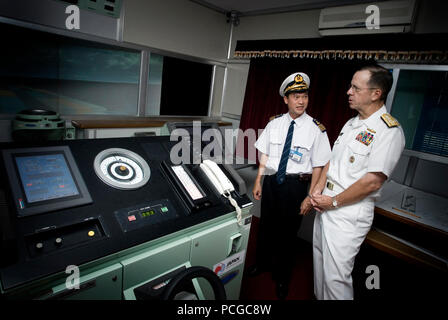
[
  {"xmin": 375, "ymin": 180, "xmax": 448, "ymax": 235},
  {"xmin": 71, "ymin": 118, "xmax": 233, "ymax": 129},
  {"xmin": 369, "ymin": 181, "xmax": 448, "ymax": 270}
]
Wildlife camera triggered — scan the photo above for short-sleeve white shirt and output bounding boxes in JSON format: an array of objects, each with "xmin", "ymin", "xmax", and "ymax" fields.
[
  {"xmin": 327, "ymin": 105, "xmax": 405, "ymax": 198},
  {"xmin": 254, "ymin": 112, "xmax": 332, "ymax": 174}
]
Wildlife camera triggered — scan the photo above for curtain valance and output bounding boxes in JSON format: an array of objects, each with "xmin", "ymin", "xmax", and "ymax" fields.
[{"xmin": 234, "ymin": 34, "xmax": 448, "ymax": 64}]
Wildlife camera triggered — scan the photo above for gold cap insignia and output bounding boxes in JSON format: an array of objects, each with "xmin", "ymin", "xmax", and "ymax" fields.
[
  {"xmin": 294, "ymin": 74, "xmax": 304, "ymax": 83},
  {"xmin": 280, "ymin": 72, "xmax": 310, "ymax": 97},
  {"xmin": 284, "ymin": 75, "xmax": 309, "ymax": 95}
]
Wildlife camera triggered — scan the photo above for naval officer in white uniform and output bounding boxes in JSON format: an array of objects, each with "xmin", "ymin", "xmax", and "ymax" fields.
[
  {"xmin": 310, "ymin": 65, "xmax": 405, "ymax": 300},
  {"xmin": 250, "ymin": 72, "xmax": 331, "ymax": 299}
]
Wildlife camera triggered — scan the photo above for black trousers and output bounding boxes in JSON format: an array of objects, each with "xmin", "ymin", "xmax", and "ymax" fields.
[{"xmin": 255, "ymin": 174, "xmax": 308, "ymax": 284}]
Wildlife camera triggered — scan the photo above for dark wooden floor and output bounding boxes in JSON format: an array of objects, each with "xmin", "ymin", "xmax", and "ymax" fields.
[
  {"xmin": 239, "ymin": 216, "xmax": 315, "ymax": 300},
  {"xmin": 239, "ymin": 216, "xmax": 447, "ymax": 300}
]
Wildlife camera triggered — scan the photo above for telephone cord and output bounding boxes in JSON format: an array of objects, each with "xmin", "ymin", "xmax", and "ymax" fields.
[{"xmin": 224, "ymin": 191, "xmax": 243, "ymax": 226}]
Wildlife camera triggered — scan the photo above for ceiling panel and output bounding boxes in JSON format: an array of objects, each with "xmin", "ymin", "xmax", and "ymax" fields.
[{"xmin": 190, "ymin": 0, "xmax": 382, "ymax": 16}]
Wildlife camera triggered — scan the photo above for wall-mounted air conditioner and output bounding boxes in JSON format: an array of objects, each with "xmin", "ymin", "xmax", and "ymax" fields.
[{"xmin": 319, "ymin": 0, "xmax": 418, "ymax": 36}]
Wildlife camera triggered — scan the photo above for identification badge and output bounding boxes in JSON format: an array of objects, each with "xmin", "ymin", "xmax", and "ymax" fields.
[{"xmin": 289, "ymin": 149, "xmax": 303, "ymax": 163}]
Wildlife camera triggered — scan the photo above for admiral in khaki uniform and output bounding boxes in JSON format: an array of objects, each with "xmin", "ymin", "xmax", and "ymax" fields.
[
  {"xmin": 310, "ymin": 65, "xmax": 405, "ymax": 300},
  {"xmin": 250, "ymin": 72, "xmax": 331, "ymax": 299}
]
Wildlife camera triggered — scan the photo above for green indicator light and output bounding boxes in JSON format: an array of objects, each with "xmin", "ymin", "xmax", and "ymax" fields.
[
  {"xmin": 161, "ymin": 207, "xmax": 168, "ymax": 213},
  {"xmin": 141, "ymin": 210, "xmax": 155, "ymax": 218}
]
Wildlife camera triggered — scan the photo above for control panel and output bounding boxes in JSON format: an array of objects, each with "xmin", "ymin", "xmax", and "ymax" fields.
[
  {"xmin": 114, "ymin": 199, "xmax": 177, "ymax": 233},
  {"xmin": 0, "ymin": 135, "xmax": 252, "ymax": 294}
]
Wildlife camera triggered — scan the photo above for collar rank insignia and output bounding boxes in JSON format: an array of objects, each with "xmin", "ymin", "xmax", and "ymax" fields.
[
  {"xmin": 356, "ymin": 131, "xmax": 374, "ymax": 146},
  {"xmin": 381, "ymin": 113, "xmax": 399, "ymax": 128},
  {"xmin": 313, "ymin": 119, "xmax": 326, "ymax": 132},
  {"xmin": 269, "ymin": 114, "xmax": 283, "ymax": 121}
]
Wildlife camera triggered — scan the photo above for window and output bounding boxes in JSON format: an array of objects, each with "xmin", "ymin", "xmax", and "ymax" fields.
[
  {"xmin": 389, "ymin": 68, "xmax": 448, "ymax": 157},
  {"xmin": 159, "ymin": 56, "xmax": 213, "ymax": 116},
  {"xmin": 0, "ymin": 23, "xmax": 141, "ymax": 116},
  {"xmin": 0, "ymin": 23, "xmax": 215, "ymax": 118},
  {"xmin": 146, "ymin": 53, "xmax": 164, "ymax": 116}
]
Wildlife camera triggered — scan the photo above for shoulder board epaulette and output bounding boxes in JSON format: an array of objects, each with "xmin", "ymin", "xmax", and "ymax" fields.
[
  {"xmin": 269, "ymin": 114, "xmax": 283, "ymax": 121},
  {"xmin": 381, "ymin": 113, "xmax": 399, "ymax": 128},
  {"xmin": 313, "ymin": 118, "xmax": 326, "ymax": 132}
]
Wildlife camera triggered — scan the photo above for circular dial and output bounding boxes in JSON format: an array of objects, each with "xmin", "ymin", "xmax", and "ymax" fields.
[{"xmin": 93, "ymin": 148, "xmax": 150, "ymax": 190}]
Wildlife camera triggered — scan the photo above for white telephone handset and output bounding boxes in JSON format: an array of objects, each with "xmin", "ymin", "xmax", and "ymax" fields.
[
  {"xmin": 200, "ymin": 160, "xmax": 242, "ymax": 225},
  {"xmin": 200, "ymin": 160, "xmax": 234, "ymax": 195}
]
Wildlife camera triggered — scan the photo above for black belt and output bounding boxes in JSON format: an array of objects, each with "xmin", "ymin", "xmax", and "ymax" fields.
[{"xmin": 273, "ymin": 173, "xmax": 312, "ymax": 182}]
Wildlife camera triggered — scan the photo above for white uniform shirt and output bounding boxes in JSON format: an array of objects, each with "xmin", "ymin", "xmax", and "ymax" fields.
[
  {"xmin": 327, "ymin": 105, "xmax": 405, "ymax": 199},
  {"xmin": 255, "ymin": 112, "xmax": 331, "ymax": 174}
]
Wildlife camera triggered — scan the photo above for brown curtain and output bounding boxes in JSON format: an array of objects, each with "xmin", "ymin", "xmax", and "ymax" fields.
[{"xmin": 236, "ymin": 58, "xmax": 370, "ymax": 162}]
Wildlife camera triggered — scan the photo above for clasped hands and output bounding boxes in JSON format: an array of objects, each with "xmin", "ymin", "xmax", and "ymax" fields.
[
  {"xmin": 252, "ymin": 182, "xmax": 335, "ymax": 215},
  {"xmin": 300, "ymin": 191, "xmax": 334, "ymax": 215}
]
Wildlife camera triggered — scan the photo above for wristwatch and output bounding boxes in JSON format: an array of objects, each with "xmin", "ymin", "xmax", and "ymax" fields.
[{"xmin": 332, "ymin": 196, "xmax": 338, "ymax": 208}]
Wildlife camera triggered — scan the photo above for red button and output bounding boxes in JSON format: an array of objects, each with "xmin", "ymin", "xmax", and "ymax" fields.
[{"xmin": 128, "ymin": 215, "xmax": 136, "ymax": 222}]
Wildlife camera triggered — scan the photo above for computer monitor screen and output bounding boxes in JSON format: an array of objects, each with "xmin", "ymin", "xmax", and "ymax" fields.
[
  {"xmin": 2, "ymin": 146, "xmax": 92, "ymax": 217},
  {"xmin": 15, "ymin": 153, "xmax": 80, "ymax": 203}
]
